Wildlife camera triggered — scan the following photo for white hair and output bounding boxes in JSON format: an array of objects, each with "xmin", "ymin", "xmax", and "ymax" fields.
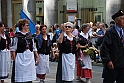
[
  {"xmin": 64, "ymin": 22, "xmax": 74, "ymax": 28},
  {"xmin": 35, "ymin": 24, "xmax": 40, "ymax": 28},
  {"xmin": 99, "ymin": 23, "xmax": 104, "ymax": 26}
]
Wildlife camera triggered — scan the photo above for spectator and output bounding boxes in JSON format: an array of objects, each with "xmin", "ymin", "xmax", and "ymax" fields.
[
  {"xmin": 53, "ymin": 23, "xmax": 61, "ymax": 43},
  {"xmin": 109, "ymin": 21, "xmax": 115, "ymax": 27},
  {"xmin": 90, "ymin": 26, "xmax": 98, "ymax": 46},
  {"xmin": 96, "ymin": 23, "xmax": 104, "ymax": 47},
  {"xmin": 72, "ymin": 25, "xmax": 79, "ymax": 37},
  {"xmin": 33, "ymin": 24, "xmax": 41, "ymax": 37},
  {"xmin": 36, "ymin": 20, "xmax": 41, "ymax": 25},
  {"xmin": 9, "ymin": 28, "xmax": 14, "ymax": 38},
  {"xmin": 14, "ymin": 24, "xmax": 19, "ymax": 33},
  {"xmin": 48, "ymin": 28, "xmax": 53, "ymax": 41},
  {"xmin": 51, "ymin": 43, "xmax": 59, "ymax": 62},
  {"xmin": 96, "ymin": 21, "xmax": 100, "ymax": 32},
  {"xmin": 5, "ymin": 27, "xmax": 9, "ymax": 36}
]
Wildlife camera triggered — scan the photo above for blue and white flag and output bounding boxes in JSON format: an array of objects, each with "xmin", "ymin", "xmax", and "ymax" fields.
[{"xmin": 20, "ymin": 10, "xmax": 35, "ymax": 34}]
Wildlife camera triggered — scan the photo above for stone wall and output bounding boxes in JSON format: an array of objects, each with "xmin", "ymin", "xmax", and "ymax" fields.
[{"xmin": 1, "ymin": 0, "xmax": 7, "ymax": 25}]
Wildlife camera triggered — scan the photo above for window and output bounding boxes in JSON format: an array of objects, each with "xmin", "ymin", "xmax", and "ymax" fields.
[{"xmin": 94, "ymin": 12, "xmax": 103, "ymax": 23}]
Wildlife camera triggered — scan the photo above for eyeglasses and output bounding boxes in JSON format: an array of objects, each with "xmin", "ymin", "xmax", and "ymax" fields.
[
  {"xmin": 25, "ymin": 24, "xmax": 29, "ymax": 27},
  {"xmin": 65, "ymin": 26, "xmax": 71, "ymax": 28}
]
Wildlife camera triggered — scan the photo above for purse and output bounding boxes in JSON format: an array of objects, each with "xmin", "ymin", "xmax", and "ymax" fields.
[{"xmin": 78, "ymin": 57, "xmax": 85, "ymax": 67}]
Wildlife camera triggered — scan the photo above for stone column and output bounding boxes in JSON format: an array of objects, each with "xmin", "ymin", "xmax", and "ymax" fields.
[
  {"xmin": 106, "ymin": 0, "xmax": 124, "ymax": 25},
  {"xmin": 1, "ymin": 0, "xmax": 7, "ymax": 24},
  {"xmin": 0, "ymin": 0, "xmax": 1, "ymax": 21},
  {"xmin": 22, "ymin": 0, "xmax": 36, "ymax": 23},
  {"xmin": 44, "ymin": 0, "xmax": 58, "ymax": 28},
  {"xmin": 7, "ymin": 0, "xmax": 12, "ymax": 28}
]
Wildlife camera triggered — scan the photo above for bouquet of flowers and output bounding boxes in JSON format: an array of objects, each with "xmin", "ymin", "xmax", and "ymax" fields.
[{"xmin": 83, "ymin": 47, "xmax": 95, "ymax": 55}]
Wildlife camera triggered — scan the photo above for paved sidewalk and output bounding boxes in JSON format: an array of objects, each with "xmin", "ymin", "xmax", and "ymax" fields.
[{"xmin": 3, "ymin": 62, "xmax": 103, "ymax": 83}]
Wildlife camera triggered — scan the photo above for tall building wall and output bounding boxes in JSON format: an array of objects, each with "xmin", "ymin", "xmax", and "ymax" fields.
[
  {"xmin": 106, "ymin": 0, "xmax": 124, "ymax": 25},
  {"xmin": 36, "ymin": 1, "xmax": 44, "ymax": 23},
  {"xmin": 78, "ymin": 0, "xmax": 106, "ymax": 24},
  {"xmin": 1, "ymin": 0, "xmax": 7, "ymax": 25},
  {"xmin": 4, "ymin": 0, "xmax": 124, "ymax": 27}
]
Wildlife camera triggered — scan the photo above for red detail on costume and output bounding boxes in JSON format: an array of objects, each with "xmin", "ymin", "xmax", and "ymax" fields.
[
  {"xmin": 44, "ymin": 40, "xmax": 47, "ymax": 48},
  {"xmin": 76, "ymin": 56, "xmax": 82, "ymax": 77},
  {"xmin": 81, "ymin": 69, "xmax": 92, "ymax": 78},
  {"xmin": 76, "ymin": 50, "xmax": 85, "ymax": 77},
  {"xmin": 76, "ymin": 50, "xmax": 91, "ymax": 78}
]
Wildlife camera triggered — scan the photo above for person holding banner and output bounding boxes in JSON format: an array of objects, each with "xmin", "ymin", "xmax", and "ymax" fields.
[{"xmin": 0, "ymin": 22, "xmax": 11, "ymax": 83}]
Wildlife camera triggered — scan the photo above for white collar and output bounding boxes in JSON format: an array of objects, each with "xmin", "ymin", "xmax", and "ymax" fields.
[
  {"xmin": 64, "ymin": 33, "xmax": 74, "ymax": 41},
  {"xmin": 64, "ymin": 32, "xmax": 74, "ymax": 37},
  {"xmin": 0, "ymin": 34, "xmax": 6, "ymax": 39},
  {"xmin": 20, "ymin": 32, "xmax": 29, "ymax": 35}
]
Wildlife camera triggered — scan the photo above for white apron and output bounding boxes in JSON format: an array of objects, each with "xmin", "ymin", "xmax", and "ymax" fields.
[
  {"xmin": 62, "ymin": 53, "xmax": 75, "ymax": 81},
  {"xmin": 82, "ymin": 54, "xmax": 92, "ymax": 69},
  {"xmin": 36, "ymin": 54, "xmax": 50, "ymax": 74},
  {"xmin": 0, "ymin": 49, "xmax": 11, "ymax": 78},
  {"xmin": 80, "ymin": 32, "xmax": 92, "ymax": 69},
  {"xmin": 15, "ymin": 49, "xmax": 36, "ymax": 82}
]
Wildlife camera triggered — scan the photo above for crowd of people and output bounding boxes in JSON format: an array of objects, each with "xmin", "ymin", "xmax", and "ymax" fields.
[{"xmin": 1, "ymin": 9, "xmax": 124, "ymax": 83}]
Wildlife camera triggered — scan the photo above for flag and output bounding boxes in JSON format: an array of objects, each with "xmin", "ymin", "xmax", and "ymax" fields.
[{"xmin": 20, "ymin": 10, "xmax": 35, "ymax": 34}]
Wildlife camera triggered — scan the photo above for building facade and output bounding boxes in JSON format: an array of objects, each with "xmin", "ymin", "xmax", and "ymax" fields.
[{"xmin": 1, "ymin": 0, "xmax": 124, "ymax": 28}]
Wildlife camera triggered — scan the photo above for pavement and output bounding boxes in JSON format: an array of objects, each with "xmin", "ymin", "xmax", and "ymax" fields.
[
  {"xmin": 3, "ymin": 62, "xmax": 103, "ymax": 83},
  {"xmin": 92, "ymin": 62, "xmax": 103, "ymax": 66}
]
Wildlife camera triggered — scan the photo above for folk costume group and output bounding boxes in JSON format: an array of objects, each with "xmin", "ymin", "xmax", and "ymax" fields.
[
  {"xmin": 10, "ymin": 19, "xmax": 52, "ymax": 83},
  {"xmin": 0, "ymin": 19, "xmax": 93, "ymax": 83}
]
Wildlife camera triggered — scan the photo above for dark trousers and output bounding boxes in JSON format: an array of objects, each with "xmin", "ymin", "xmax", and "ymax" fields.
[{"xmin": 103, "ymin": 66, "xmax": 124, "ymax": 83}]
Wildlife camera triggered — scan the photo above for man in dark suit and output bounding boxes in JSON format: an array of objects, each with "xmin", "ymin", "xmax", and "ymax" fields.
[{"xmin": 100, "ymin": 10, "xmax": 124, "ymax": 83}]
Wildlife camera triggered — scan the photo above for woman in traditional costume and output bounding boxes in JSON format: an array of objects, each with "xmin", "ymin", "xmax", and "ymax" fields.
[
  {"xmin": 76, "ymin": 29, "xmax": 88, "ymax": 82},
  {"xmin": 56, "ymin": 22, "xmax": 76, "ymax": 83},
  {"xmin": 0, "ymin": 22, "xmax": 11, "ymax": 83},
  {"xmin": 10, "ymin": 18, "xmax": 39, "ymax": 83},
  {"xmin": 77, "ymin": 24, "xmax": 92, "ymax": 83},
  {"xmin": 35, "ymin": 25, "xmax": 52, "ymax": 83},
  {"xmin": 33, "ymin": 24, "xmax": 41, "ymax": 37}
]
